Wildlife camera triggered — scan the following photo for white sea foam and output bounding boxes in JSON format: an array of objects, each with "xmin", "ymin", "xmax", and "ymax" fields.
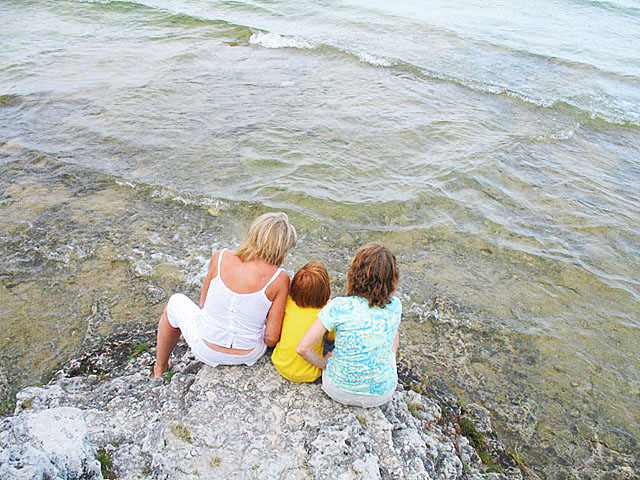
[
  {"xmin": 356, "ymin": 51, "xmax": 392, "ymax": 67},
  {"xmin": 114, "ymin": 177, "xmax": 228, "ymax": 210},
  {"xmin": 192, "ymin": 255, "xmax": 210, "ymax": 286},
  {"xmin": 249, "ymin": 32, "xmax": 315, "ymax": 50},
  {"xmin": 41, "ymin": 244, "xmax": 93, "ymax": 264},
  {"xmin": 250, "ymin": 30, "xmax": 392, "ymax": 69},
  {"xmin": 127, "ymin": 248, "xmax": 155, "ymax": 276},
  {"xmin": 534, "ymin": 123, "xmax": 580, "ymax": 142},
  {"xmin": 114, "ymin": 178, "xmax": 136, "ymax": 189}
]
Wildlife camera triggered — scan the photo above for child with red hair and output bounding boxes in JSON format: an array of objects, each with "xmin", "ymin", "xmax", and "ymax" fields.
[{"xmin": 271, "ymin": 261, "xmax": 333, "ymax": 382}]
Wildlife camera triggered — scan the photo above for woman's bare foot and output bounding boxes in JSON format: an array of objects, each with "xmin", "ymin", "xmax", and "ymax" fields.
[{"xmin": 150, "ymin": 362, "xmax": 169, "ymax": 378}]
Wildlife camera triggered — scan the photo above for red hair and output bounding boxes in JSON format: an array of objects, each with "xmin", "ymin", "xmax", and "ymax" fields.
[{"xmin": 290, "ymin": 261, "xmax": 331, "ymax": 309}]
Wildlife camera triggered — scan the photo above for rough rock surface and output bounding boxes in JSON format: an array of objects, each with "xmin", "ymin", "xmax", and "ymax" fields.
[{"xmin": 1, "ymin": 344, "xmax": 524, "ymax": 480}]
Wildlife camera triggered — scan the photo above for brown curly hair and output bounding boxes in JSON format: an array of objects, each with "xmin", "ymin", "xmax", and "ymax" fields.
[{"xmin": 346, "ymin": 244, "xmax": 399, "ymax": 308}]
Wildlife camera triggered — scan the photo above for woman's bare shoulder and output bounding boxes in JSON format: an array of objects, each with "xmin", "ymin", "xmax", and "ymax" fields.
[
  {"xmin": 276, "ymin": 269, "xmax": 290, "ymax": 284},
  {"xmin": 209, "ymin": 249, "xmax": 223, "ymax": 263},
  {"xmin": 268, "ymin": 268, "xmax": 290, "ymax": 288},
  {"xmin": 207, "ymin": 249, "xmax": 224, "ymax": 275}
]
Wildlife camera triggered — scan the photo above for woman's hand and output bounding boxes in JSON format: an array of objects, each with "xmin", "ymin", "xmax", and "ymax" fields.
[{"xmin": 296, "ymin": 319, "xmax": 329, "ymax": 369}]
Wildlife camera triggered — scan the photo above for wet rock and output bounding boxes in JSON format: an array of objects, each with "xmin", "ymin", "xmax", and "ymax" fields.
[
  {"xmin": 464, "ymin": 403, "xmax": 493, "ymax": 434},
  {"xmin": 143, "ymin": 284, "xmax": 166, "ymax": 305}
]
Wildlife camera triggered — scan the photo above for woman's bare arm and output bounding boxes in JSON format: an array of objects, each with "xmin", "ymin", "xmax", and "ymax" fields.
[
  {"xmin": 199, "ymin": 250, "xmax": 220, "ymax": 308},
  {"xmin": 392, "ymin": 331, "xmax": 400, "ymax": 355},
  {"xmin": 263, "ymin": 271, "xmax": 290, "ymax": 347},
  {"xmin": 297, "ymin": 319, "xmax": 329, "ymax": 369}
]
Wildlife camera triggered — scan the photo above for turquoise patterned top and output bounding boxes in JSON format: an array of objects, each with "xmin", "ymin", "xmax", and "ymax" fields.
[{"xmin": 318, "ymin": 295, "xmax": 402, "ymax": 396}]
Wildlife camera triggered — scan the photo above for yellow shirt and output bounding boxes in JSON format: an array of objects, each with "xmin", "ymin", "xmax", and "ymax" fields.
[{"xmin": 271, "ymin": 296, "xmax": 324, "ymax": 383}]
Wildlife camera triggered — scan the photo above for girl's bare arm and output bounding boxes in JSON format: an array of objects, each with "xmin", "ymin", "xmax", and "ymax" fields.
[{"xmin": 297, "ymin": 319, "xmax": 329, "ymax": 369}]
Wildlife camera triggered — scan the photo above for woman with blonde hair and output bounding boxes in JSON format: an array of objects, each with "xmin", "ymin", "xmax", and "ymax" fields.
[
  {"xmin": 151, "ymin": 212, "xmax": 297, "ymax": 377},
  {"xmin": 297, "ymin": 244, "xmax": 401, "ymax": 407}
]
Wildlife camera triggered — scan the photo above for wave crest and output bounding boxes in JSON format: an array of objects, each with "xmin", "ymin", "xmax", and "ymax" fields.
[{"xmin": 249, "ymin": 32, "xmax": 315, "ymax": 50}]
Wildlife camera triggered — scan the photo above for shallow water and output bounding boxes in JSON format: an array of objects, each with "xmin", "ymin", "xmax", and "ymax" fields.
[{"xmin": 1, "ymin": 0, "xmax": 639, "ymax": 477}]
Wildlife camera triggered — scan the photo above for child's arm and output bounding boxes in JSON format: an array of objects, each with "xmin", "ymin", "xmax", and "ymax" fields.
[{"xmin": 296, "ymin": 319, "xmax": 329, "ymax": 370}]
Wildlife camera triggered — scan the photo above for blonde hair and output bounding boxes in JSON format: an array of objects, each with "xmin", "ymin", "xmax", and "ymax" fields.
[
  {"xmin": 346, "ymin": 243, "xmax": 399, "ymax": 308},
  {"xmin": 290, "ymin": 261, "xmax": 331, "ymax": 309},
  {"xmin": 236, "ymin": 212, "xmax": 297, "ymax": 266}
]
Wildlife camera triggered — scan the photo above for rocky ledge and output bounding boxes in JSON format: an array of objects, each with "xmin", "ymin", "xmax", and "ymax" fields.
[{"xmin": 1, "ymin": 331, "xmax": 527, "ymax": 480}]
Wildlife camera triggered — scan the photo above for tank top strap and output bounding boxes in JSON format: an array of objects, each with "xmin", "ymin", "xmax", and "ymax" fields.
[
  {"xmin": 261, "ymin": 268, "xmax": 283, "ymax": 292},
  {"xmin": 216, "ymin": 249, "xmax": 226, "ymax": 278}
]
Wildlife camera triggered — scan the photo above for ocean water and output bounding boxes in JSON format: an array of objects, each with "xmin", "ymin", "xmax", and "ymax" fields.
[{"xmin": 1, "ymin": 0, "xmax": 639, "ymax": 477}]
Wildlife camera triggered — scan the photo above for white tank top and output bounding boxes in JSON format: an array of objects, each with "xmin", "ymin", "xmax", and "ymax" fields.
[{"xmin": 200, "ymin": 249, "xmax": 283, "ymax": 349}]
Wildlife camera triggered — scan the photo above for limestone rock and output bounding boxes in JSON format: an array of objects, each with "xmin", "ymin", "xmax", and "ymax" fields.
[
  {"xmin": 0, "ymin": 407, "xmax": 102, "ymax": 479},
  {"xmin": 1, "ymin": 351, "xmax": 523, "ymax": 480}
]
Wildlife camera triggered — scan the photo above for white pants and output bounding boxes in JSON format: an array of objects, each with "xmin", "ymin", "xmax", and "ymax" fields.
[
  {"xmin": 321, "ymin": 370, "xmax": 396, "ymax": 408},
  {"xmin": 166, "ymin": 294, "xmax": 267, "ymax": 367}
]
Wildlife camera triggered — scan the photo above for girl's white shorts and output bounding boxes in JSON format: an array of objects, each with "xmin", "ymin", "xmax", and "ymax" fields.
[{"xmin": 321, "ymin": 369, "xmax": 396, "ymax": 408}]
